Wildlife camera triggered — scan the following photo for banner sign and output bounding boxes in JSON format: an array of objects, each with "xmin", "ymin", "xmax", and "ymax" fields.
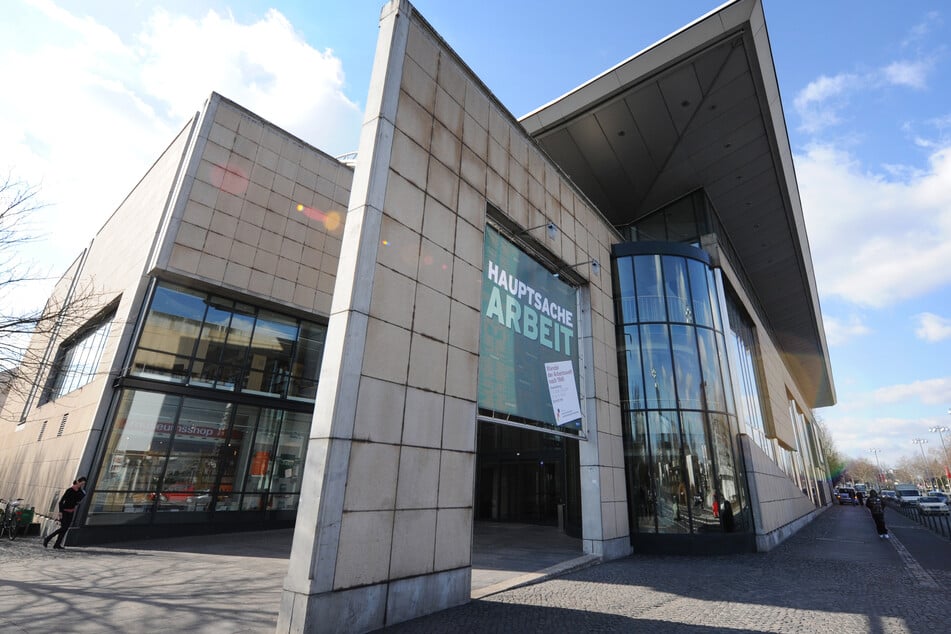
[{"xmin": 478, "ymin": 225, "xmax": 582, "ymax": 432}]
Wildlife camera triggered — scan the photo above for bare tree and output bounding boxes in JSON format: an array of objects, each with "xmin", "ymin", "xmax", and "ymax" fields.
[
  {"xmin": 0, "ymin": 173, "xmax": 102, "ymax": 405},
  {"xmin": 843, "ymin": 457, "xmax": 877, "ymax": 487},
  {"xmin": 813, "ymin": 415, "xmax": 845, "ymax": 483},
  {"xmin": 0, "ymin": 173, "xmax": 47, "ymax": 370}
]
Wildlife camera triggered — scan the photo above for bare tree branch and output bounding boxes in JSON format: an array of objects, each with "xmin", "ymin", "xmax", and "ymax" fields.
[{"xmin": 0, "ymin": 174, "xmax": 114, "ymax": 406}]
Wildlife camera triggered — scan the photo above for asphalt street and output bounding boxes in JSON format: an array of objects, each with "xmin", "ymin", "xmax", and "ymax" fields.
[{"xmin": 0, "ymin": 503, "xmax": 948, "ymax": 633}]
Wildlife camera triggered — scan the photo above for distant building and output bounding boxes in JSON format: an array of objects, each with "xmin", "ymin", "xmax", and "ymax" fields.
[{"xmin": 0, "ymin": 0, "xmax": 835, "ymax": 630}]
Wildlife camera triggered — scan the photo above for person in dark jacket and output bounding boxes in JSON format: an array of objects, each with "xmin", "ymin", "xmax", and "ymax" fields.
[
  {"xmin": 865, "ymin": 489, "xmax": 889, "ymax": 539},
  {"xmin": 44, "ymin": 476, "xmax": 87, "ymax": 549}
]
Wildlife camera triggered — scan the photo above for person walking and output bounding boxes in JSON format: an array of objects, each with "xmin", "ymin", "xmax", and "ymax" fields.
[
  {"xmin": 865, "ymin": 489, "xmax": 889, "ymax": 539},
  {"xmin": 44, "ymin": 476, "xmax": 87, "ymax": 549}
]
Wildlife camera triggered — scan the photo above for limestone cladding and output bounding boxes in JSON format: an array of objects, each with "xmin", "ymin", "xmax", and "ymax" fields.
[{"xmin": 164, "ymin": 97, "xmax": 353, "ymax": 317}]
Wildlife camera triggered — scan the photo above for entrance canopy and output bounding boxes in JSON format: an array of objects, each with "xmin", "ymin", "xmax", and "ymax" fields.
[{"xmin": 520, "ymin": 0, "xmax": 834, "ymax": 408}]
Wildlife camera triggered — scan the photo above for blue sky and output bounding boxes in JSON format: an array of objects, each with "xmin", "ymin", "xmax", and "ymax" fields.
[{"xmin": 3, "ymin": 0, "xmax": 951, "ymax": 472}]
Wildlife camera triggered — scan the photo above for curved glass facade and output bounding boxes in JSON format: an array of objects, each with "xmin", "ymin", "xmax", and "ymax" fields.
[{"xmin": 613, "ymin": 242, "xmax": 751, "ymax": 540}]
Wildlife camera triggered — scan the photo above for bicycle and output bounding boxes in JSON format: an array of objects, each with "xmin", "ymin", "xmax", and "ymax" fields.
[{"xmin": 0, "ymin": 498, "xmax": 35, "ymax": 540}]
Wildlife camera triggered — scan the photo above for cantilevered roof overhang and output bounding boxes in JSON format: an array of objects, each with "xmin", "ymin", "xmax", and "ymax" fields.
[{"xmin": 520, "ymin": 0, "xmax": 835, "ymax": 408}]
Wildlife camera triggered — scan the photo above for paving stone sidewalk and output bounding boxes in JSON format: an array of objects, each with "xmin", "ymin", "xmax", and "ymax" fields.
[
  {"xmin": 386, "ymin": 506, "xmax": 951, "ymax": 633},
  {"xmin": 1, "ymin": 505, "xmax": 947, "ymax": 633},
  {"xmin": 0, "ymin": 529, "xmax": 292, "ymax": 633}
]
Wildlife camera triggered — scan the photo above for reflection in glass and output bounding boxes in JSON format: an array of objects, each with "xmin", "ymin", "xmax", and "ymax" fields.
[
  {"xmin": 131, "ymin": 284, "xmax": 204, "ymax": 382},
  {"xmin": 696, "ymin": 328, "xmax": 725, "ymax": 411},
  {"xmin": 681, "ymin": 411, "xmax": 714, "ymax": 530},
  {"xmin": 709, "ymin": 414, "xmax": 748, "ymax": 531},
  {"xmin": 641, "ymin": 324, "xmax": 675, "ymax": 409},
  {"xmin": 131, "ymin": 281, "xmax": 325, "ymax": 401},
  {"xmin": 289, "ymin": 322, "xmax": 326, "ymax": 401},
  {"xmin": 624, "ymin": 411, "xmax": 655, "ymax": 532},
  {"xmin": 634, "ymin": 255, "xmax": 665, "ymax": 322},
  {"xmin": 670, "ymin": 325, "xmax": 701, "ymax": 410},
  {"xmin": 219, "ymin": 406, "xmax": 254, "ymax": 510},
  {"xmin": 270, "ymin": 411, "xmax": 309, "ymax": 510},
  {"xmin": 615, "ymin": 257, "xmax": 636, "ymax": 322},
  {"xmin": 245, "ymin": 312, "xmax": 298, "ymax": 396},
  {"xmin": 613, "ymin": 246, "xmax": 751, "ymax": 539},
  {"xmin": 663, "ymin": 256, "xmax": 691, "ymax": 323},
  {"xmin": 245, "ymin": 408, "xmax": 282, "ymax": 493},
  {"xmin": 158, "ymin": 398, "xmax": 231, "ymax": 512},
  {"xmin": 619, "ymin": 327, "xmax": 644, "ymax": 409},
  {"xmin": 688, "ymin": 259, "xmax": 713, "ymax": 327},
  {"xmin": 648, "ymin": 411, "xmax": 688, "ymax": 534},
  {"xmin": 91, "ymin": 390, "xmax": 180, "ymax": 514}
]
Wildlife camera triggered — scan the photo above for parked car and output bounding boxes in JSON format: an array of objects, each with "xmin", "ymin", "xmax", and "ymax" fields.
[
  {"xmin": 854, "ymin": 483, "xmax": 868, "ymax": 502},
  {"xmin": 915, "ymin": 495, "xmax": 949, "ymax": 516},
  {"xmin": 836, "ymin": 487, "xmax": 858, "ymax": 505},
  {"xmin": 926, "ymin": 491, "xmax": 949, "ymax": 505},
  {"xmin": 895, "ymin": 484, "xmax": 922, "ymax": 508}
]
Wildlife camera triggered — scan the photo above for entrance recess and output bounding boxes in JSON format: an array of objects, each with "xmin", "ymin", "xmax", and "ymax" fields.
[{"xmin": 475, "ymin": 421, "xmax": 581, "ymax": 535}]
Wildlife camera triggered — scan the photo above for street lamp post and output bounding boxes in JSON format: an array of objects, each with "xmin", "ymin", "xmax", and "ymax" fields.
[
  {"xmin": 868, "ymin": 448, "xmax": 884, "ymax": 490},
  {"xmin": 912, "ymin": 438, "xmax": 929, "ymax": 489},
  {"xmin": 930, "ymin": 418, "xmax": 951, "ymax": 491}
]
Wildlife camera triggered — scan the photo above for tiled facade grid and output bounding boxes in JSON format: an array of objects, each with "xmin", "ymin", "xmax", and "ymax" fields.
[
  {"xmin": 166, "ymin": 97, "xmax": 352, "ymax": 317},
  {"xmin": 288, "ymin": 6, "xmax": 628, "ymax": 622}
]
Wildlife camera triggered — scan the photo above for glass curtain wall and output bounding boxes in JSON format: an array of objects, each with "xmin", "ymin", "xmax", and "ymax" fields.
[
  {"xmin": 789, "ymin": 400, "xmax": 826, "ymax": 505},
  {"xmin": 88, "ymin": 390, "xmax": 309, "ymax": 522},
  {"xmin": 614, "ymin": 244, "xmax": 750, "ymax": 538},
  {"xmin": 88, "ymin": 280, "xmax": 323, "ymax": 526},
  {"xmin": 724, "ymin": 293, "xmax": 773, "ymax": 461},
  {"xmin": 129, "ymin": 282, "xmax": 324, "ymax": 399}
]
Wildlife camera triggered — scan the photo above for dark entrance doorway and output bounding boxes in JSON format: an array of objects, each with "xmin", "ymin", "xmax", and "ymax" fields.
[{"xmin": 475, "ymin": 421, "xmax": 581, "ymax": 537}]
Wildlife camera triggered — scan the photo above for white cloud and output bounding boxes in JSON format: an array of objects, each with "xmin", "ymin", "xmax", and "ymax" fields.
[
  {"xmin": 871, "ymin": 377, "xmax": 951, "ymax": 405},
  {"xmin": 793, "ymin": 55, "xmax": 932, "ymax": 135},
  {"xmin": 915, "ymin": 312, "xmax": 951, "ymax": 342},
  {"xmin": 822, "ymin": 314, "xmax": 872, "ymax": 346},
  {"xmin": 882, "ymin": 60, "xmax": 930, "ymax": 89},
  {"xmin": 797, "ymin": 142, "xmax": 951, "ymax": 307},
  {"xmin": 903, "ymin": 12, "xmax": 942, "ymax": 48},
  {"xmin": 0, "ymin": 4, "xmax": 363, "ymax": 314},
  {"xmin": 822, "ymin": 412, "xmax": 944, "ymax": 467},
  {"xmin": 135, "ymin": 8, "xmax": 362, "ymax": 154},
  {"xmin": 793, "ymin": 73, "xmax": 858, "ymax": 134}
]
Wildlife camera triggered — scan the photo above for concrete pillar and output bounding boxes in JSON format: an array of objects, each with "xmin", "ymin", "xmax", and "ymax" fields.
[{"xmin": 278, "ymin": 2, "xmax": 475, "ymax": 631}]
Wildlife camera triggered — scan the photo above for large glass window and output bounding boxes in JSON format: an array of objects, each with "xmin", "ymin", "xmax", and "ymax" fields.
[
  {"xmin": 130, "ymin": 282, "xmax": 326, "ymax": 401},
  {"xmin": 88, "ymin": 388, "xmax": 310, "ymax": 523},
  {"xmin": 635, "ymin": 256, "xmax": 665, "ymax": 322},
  {"xmin": 156, "ymin": 398, "xmax": 231, "ymax": 512},
  {"xmin": 87, "ymin": 391, "xmax": 180, "ymax": 515},
  {"xmin": 725, "ymin": 291, "xmax": 772, "ymax": 459},
  {"xmin": 132, "ymin": 285, "xmax": 205, "ymax": 382},
  {"xmin": 90, "ymin": 280, "xmax": 322, "ymax": 528},
  {"xmin": 43, "ymin": 311, "xmax": 114, "ymax": 402},
  {"xmin": 613, "ymin": 244, "xmax": 750, "ymax": 539}
]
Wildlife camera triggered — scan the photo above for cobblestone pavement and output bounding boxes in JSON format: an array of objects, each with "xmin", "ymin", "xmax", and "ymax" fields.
[
  {"xmin": 1, "ymin": 505, "xmax": 948, "ymax": 633},
  {"xmin": 386, "ymin": 505, "xmax": 951, "ymax": 633}
]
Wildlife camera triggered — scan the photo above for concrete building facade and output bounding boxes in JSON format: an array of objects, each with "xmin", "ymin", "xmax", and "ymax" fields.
[{"xmin": 0, "ymin": 0, "xmax": 835, "ymax": 631}]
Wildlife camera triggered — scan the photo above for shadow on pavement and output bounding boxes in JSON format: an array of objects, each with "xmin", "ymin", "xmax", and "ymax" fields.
[{"xmin": 386, "ymin": 504, "xmax": 951, "ymax": 632}]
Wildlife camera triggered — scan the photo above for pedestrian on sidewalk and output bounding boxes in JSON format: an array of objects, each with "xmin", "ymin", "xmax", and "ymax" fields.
[
  {"xmin": 44, "ymin": 476, "xmax": 87, "ymax": 549},
  {"xmin": 865, "ymin": 489, "xmax": 889, "ymax": 539}
]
